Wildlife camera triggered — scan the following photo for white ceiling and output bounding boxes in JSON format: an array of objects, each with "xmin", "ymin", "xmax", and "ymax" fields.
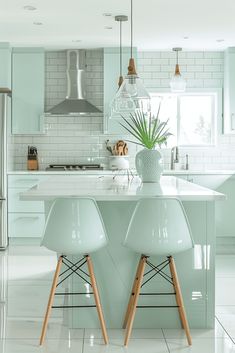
[{"xmin": 1, "ymin": 0, "xmax": 235, "ymax": 50}]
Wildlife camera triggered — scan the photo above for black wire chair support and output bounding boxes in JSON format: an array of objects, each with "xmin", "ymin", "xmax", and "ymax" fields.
[
  {"xmin": 52, "ymin": 255, "xmax": 95, "ymax": 309},
  {"xmin": 136, "ymin": 256, "xmax": 178, "ymax": 309}
]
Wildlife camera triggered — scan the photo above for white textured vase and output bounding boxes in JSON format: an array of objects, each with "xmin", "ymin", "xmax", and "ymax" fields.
[{"xmin": 135, "ymin": 148, "xmax": 163, "ymax": 183}]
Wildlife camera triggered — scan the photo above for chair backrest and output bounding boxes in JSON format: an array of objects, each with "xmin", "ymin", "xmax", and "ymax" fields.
[
  {"xmin": 41, "ymin": 198, "xmax": 108, "ymax": 255},
  {"xmin": 124, "ymin": 198, "xmax": 194, "ymax": 256}
]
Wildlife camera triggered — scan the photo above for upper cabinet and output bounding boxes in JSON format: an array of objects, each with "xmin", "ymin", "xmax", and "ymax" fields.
[
  {"xmin": 0, "ymin": 43, "xmax": 11, "ymax": 88},
  {"xmin": 224, "ymin": 47, "xmax": 235, "ymax": 134},
  {"xmin": 103, "ymin": 47, "xmax": 137, "ymax": 134},
  {"xmin": 11, "ymin": 48, "xmax": 45, "ymax": 134}
]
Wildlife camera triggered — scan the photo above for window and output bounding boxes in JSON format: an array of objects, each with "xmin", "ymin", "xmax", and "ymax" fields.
[{"xmin": 150, "ymin": 90, "xmax": 220, "ymax": 147}]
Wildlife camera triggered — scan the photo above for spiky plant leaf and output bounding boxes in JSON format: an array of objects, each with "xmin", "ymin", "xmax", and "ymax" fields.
[{"xmin": 120, "ymin": 108, "xmax": 172, "ymax": 149}]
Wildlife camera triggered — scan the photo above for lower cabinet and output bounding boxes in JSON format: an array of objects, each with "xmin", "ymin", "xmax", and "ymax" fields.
[
  {"xmin": 187, "ymin": 174, "xmax": 235, "ymax": 237},
  {"xmin": 8, "ymin": 175, "xmax": 49, "ymax": 238}
]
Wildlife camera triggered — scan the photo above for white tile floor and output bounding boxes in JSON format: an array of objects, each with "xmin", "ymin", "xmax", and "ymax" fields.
[{"xmin": 1, "ymin": 246, "xmax": 235, "ymax": 352}]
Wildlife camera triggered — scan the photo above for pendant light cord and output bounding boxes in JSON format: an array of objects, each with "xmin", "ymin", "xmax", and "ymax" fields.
[
  {"xmin": 131, "ymin": 0, "xmax": 133, "ymax": 58},
  {"xmin": 176, "ymin": 50, "xmax": 179, "ymax": 65},
  {"xmin": 120, "ymin": 20, "xmax": 122, "ymax": 76}
]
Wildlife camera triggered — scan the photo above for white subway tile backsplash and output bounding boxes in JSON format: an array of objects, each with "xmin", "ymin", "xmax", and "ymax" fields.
[
  {"xmin": 160, "ymin": 65, "xmax": 172, "ymax": 72},
  {"xmin": 204, "ymin": 65, "xmax": 221, "ymax": 72},
  {"xmin": 186, "ymin": 79, "xmax": 204, "ymax": 87},
  {"xmin": 195, "ymin": 58, "xmax": 212, "ymax": 65},
  {"xmin": 187, "ymin": 52, "xmax": 204, "ymax": 58},
  {"xmin": 204, "ymin": 52, "xmax": 223, "ymax": 58},
  {"xmin": 212, "ymin": 72, "xmax": 223, "ymax": 79},
  {"xmin": 160, "ymin": 52, "xmax": 176, "ymax": 59},
  {"xmin": 186, "ymin": 65, "xmax": 203, "ymax": 72},
  {"xmin": 212, "ymin": 58, "xmax": 224, "ymax": 65},
  {"xmin": 159, "ymin": 79, "xmax": 170, "ymax": 87},
  {"xmin": 151, "ymin": 58, "xmax": 169, "ymax": 65},
  {"xmin": 195, "ymin": 72, "xmax": 212, "ymax": 79},
  {"xmin": 203, "ymin": 79, "xmax": 222, "ymax": 87},
  {"xmin": 157, "ymin": 72, "xmax": 170, "ymax": 78},
  {"xmin": 143, "ymin": 51, "xmax": 160, "ymax": 58},
  {"xmin": 143, "ymin": 65, "xmax": 161, "ymax": 72}
]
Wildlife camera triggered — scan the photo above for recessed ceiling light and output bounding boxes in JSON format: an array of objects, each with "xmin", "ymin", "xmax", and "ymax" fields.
[
  {"xmin": 33, "ymin": 21, "xmax": 43, "ymax": 25},
  {"xmin": 23, "ymin": 5, "xmax": 37, "ymax": 11},
  {"xmin": 183, "ymin": 36, "xmax": 189, "ymax": 40},
  {"xmin": 216, "ymin": 39, "xmax": 225, "ymax": 42},
  {"xmin": 104, "ymin": 26, "xmax": 112, "ymax": 30},
  {"xmin": 72, "ymin": 40, "xmax": 82, "ymax": 43},
  {"xmin": 103, "ymin": 13, "xmax": 112, "ymax": 17}
]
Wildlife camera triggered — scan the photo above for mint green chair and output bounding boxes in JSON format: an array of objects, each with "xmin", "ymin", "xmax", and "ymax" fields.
[
  {"xmin": 39, "ymin": 198, "xmax": 109, "ymax": 346},
  {"xmin": 123, "ymin": 198, "xmax": 194, "ymax": 347}
]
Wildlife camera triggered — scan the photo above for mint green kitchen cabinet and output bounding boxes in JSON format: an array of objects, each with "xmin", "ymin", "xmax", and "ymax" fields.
[
  {"xmin": 11, "ymin": 48, "xmax": 45, "ymax": 134},
  {"xmin": 0, "ymin": 43, "xmax": 11, "ymax": 88},
  {"xmin": 224, "ymin": 47, "xmax": 235, "ymax": 133},
  {"xmin": 186, "ymin": 174, "xmax": 235, "ymax": 237},
  {"xmin": 8, "ymin": 175, "xmax": 49, "ymax": 239},
  {"xmin": 103, "ymin": 47, "xmax": 137, "ymax": 134},
  {"xmin": 164, "ymin": 172, "xmax": 235, "ymax": 238}
]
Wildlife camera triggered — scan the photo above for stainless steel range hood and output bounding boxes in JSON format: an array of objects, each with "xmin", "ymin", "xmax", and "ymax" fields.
[{"xmin": 47, "ymin": 50, "xmax": 101, "ymax": 115}]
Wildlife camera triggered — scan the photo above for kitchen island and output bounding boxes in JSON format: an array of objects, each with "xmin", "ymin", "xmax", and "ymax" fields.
[{"xmin": 21, "ymin": 175, "xmax": 225, "ymax": 330}]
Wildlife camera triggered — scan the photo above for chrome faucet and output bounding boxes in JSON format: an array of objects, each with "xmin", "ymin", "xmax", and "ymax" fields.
[{"xmin": 170, "ymin": 146, "xmax": 179, "ymax": 170}]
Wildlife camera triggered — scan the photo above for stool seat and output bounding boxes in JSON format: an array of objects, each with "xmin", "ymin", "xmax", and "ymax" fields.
[
  {"xmin": 41, "ymin": 198, "xmax": 108, "ymax": 255},
  {"xmin": 124, "ymin": 198, "xmax": 194, "ymax": 256}
]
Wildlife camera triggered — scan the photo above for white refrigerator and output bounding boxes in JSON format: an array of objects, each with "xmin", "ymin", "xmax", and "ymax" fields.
[{"xmin": 0, "ymin": 88, "xmax": 11, "ymax": 249}]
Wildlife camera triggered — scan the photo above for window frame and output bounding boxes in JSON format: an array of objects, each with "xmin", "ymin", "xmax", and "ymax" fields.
[{"xmin": 149, "ymin": 88, "xmax": 222, "ymax": 148}]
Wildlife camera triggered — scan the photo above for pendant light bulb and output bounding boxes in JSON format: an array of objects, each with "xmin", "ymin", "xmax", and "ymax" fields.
[{"xmin": 170, "ymin": 47, "xmax": 186, "ymax": 93}]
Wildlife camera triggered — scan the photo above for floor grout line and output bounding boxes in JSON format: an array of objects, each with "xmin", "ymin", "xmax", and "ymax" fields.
[
  {"xmin": 81, "ymin": 328, "xmax": 85, "ymax": 353},
  {"xmin": 161, "ymin": 328, "xmax": 171, "ymax": 353},
  {"xmin": 215, "ymin": 315, "xmax": 235, "ymax": 345}
]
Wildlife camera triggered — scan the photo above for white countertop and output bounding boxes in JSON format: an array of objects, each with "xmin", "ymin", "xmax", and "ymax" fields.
[
  {"xmin": 8, "ymin": 169, "xmax": 235, "ymax": 176},
  {"xmin": 20, "ymin": 175, "xmax": 225, "ymax": 202}
]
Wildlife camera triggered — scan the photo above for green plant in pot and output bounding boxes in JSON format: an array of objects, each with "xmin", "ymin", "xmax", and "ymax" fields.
[{"xmin": 120, "ymin": 109, "xmax": 172, "ymax": 182}]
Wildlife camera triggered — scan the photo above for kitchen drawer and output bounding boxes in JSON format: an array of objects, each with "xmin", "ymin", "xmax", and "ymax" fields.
[
  {"xmin": 8, "ymin": 175, "xmax": 48, "ymax": 188},
  {"xmin": 8, "ymin": 188, "xmax": 45, "ymax": 213},
  {"xmin": 8, "ymin": 213, "xmax": 45, "ymax": 238}
]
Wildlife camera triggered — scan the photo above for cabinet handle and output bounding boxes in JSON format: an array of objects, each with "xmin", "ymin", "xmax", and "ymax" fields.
[
  {"xmin": 231, "ymin": 113, "xmax": 235, "ymax": 130},
  {"xmin": 188, "ymin": 178, "xmax": 194, "ymax": 183},
  {"xmin": 15, "ymin": 216, "xmax": 40, "ymax": 222},
  {"xmin": 14, "ymin": 179, "xmax": 40, "ymax": 184}
]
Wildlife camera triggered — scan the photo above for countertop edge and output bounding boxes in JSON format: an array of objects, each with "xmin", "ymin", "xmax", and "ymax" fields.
[{"xmin": 7, "ymin": 170, "xmax": 235, "ymax": 176}]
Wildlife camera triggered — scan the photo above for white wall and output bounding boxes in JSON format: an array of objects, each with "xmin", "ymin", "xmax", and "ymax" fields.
[{"xmin": 8, "ymin": 49, "xmax": 235, "ymax": 171}]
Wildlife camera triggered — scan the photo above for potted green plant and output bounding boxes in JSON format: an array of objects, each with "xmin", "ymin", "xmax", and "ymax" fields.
[{"xmin": 120, "ymin": 109, "xmax": 172, "ymax": 182}]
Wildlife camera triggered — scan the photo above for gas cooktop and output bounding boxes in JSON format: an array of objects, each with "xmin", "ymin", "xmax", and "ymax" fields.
[{"xmin": 46, "ymin": 164, "xmax": 103, "ymax": 171}]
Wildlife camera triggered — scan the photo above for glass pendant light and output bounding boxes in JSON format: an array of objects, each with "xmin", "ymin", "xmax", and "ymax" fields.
[
  {"xmin": 111, "ymin": 15, "xmax": 135, "ymax": 114},
  {"xmin": 170, "ymin": 47, "xmax": 186, "ymax": 93},
  {"xmin": 112, "ymin": 0, "xmax": 150, "ymax": 114}
]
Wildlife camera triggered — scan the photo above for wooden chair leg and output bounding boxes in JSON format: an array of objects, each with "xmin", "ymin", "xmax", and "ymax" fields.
[
  {"xmin": 169, "ymin": 256, "xmax": 192, "ymax": 346},
  {"xmin": 123, "ymin": 256, "xmax": 143, "ymax": 329},
  {"xmin": 124, "ymin": 255, "xmax": 147, "ymax": 346},
  {"xmin": 86, "ymin": 255, "xmax": 109, "ymax": 345},
  {"xmin": 40, "ymin": 256, "xmax": 63, "ymax": 345}
]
